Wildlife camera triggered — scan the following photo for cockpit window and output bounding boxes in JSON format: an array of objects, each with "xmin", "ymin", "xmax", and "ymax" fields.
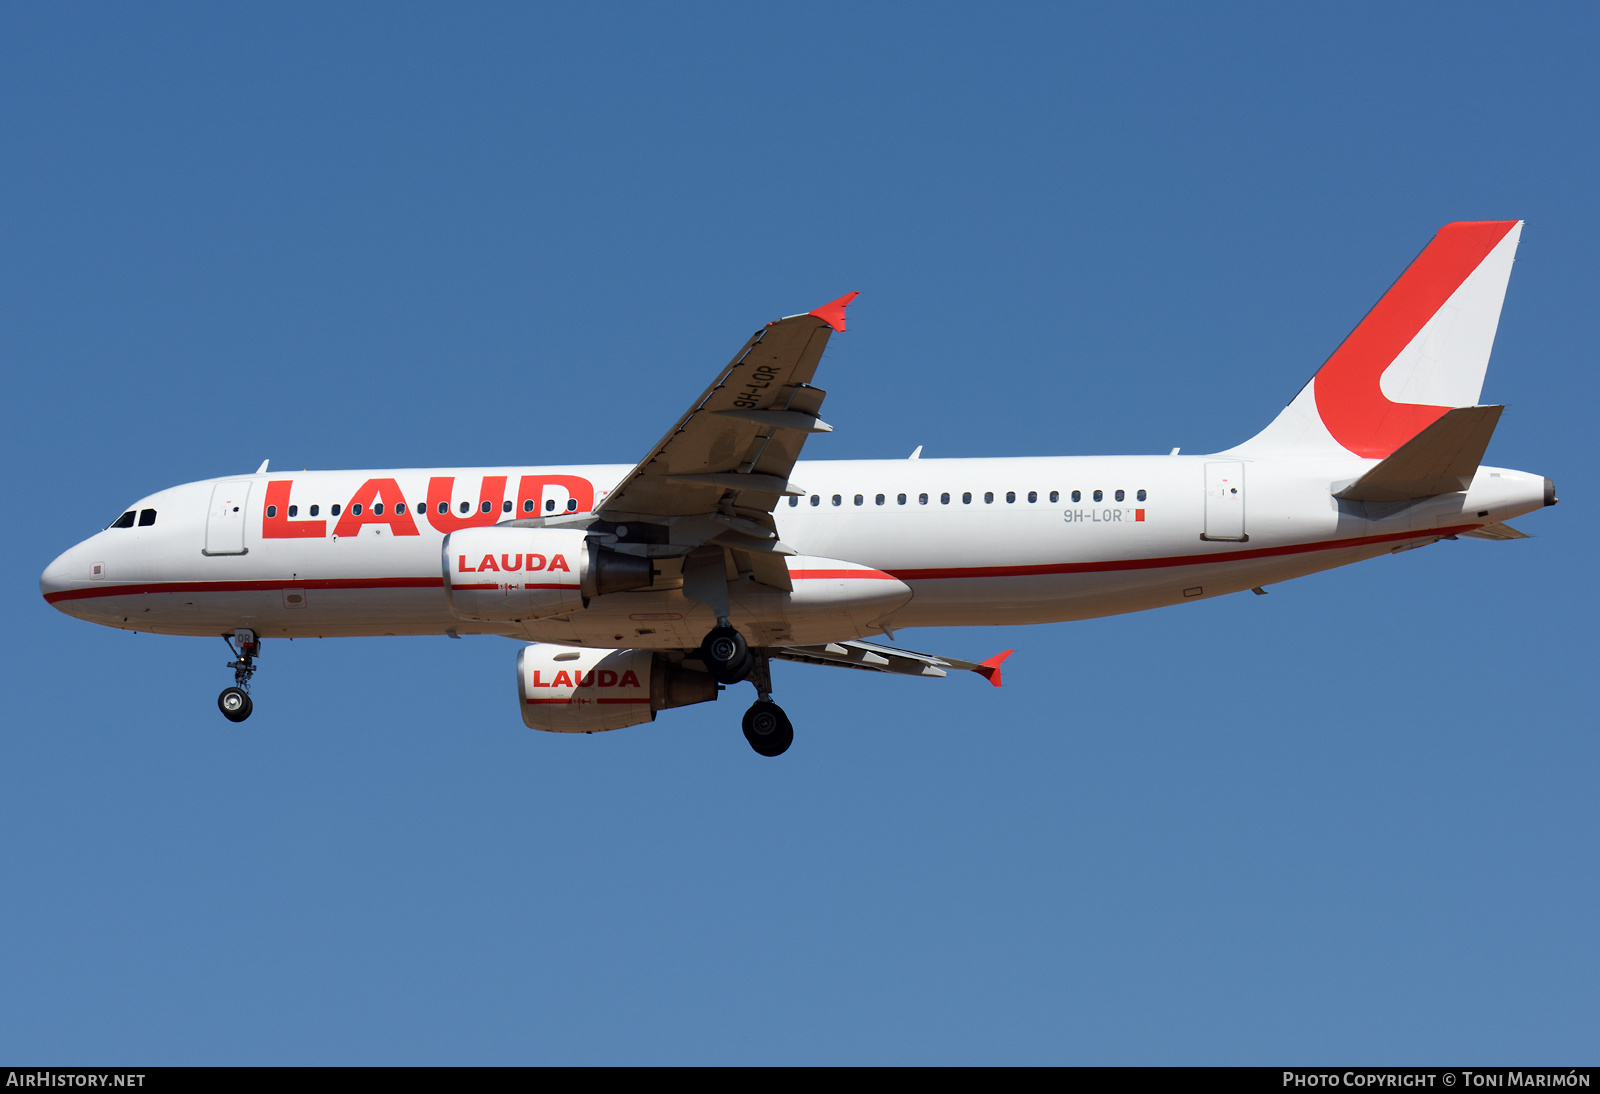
[
  {"xmin": 138, "ymin": 509, "xmax": 157, "ymax": 526},
  {"xmin": 111, "ymin": 511, "xmax": 136, "ymax": 529}
]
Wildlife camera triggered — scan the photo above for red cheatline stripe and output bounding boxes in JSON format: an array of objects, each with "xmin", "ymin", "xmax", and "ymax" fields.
[
  {"xmin": 43, "ymin": 525, "xmax": 1477, "ymax": 604},
  {"xmin": 886, "ymin": 525, "xmax": 1478, "ymax": 581},
  {"xmin": 43, "ymin": 575, "xmax": 443, "ymax": 604},
  {"xmin": 788, "ymin": 569, "xmax": 898, "ymax": 580},
  {"xmin": 526, "ymin": 697, "xmax": 650, "ymax": 705},
  {"xmin": 451, "ymin": 582, "xmax": 576, "ymax": 591}
]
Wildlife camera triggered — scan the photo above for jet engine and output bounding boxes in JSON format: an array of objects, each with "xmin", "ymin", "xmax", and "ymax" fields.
[
  {"xmin": 517, "ymin": 645, "xmax": 719, "ymax": 732},
  {"xmin": 443, "ymin": 526, "xmax": 653, "ymax": 622}
]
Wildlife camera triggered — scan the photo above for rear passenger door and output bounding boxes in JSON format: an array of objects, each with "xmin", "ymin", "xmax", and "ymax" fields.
[{"xmin": 1202, "ymin": 462, "xmax": 1247, "ymax": 542}]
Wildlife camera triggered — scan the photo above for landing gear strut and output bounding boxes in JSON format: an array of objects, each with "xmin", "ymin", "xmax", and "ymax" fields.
[
  {"xmin": 218, "ymin": 629, "xmax": 259, "ymax": 723},
  {"xmin": 741, "ymin": 653, "xmax": 793, "ymax": 757}
]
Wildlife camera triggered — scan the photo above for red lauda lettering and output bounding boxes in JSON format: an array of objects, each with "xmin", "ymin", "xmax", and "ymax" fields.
[
  {"xmin": 619, "ymin": 670, "xmax": 641, "ymax": 688},
  {"xmin": 551, "ymin": 670, "xmax": 572, "ymax": 688},
  {"xmin": 549, "ymin": 554, "xmax": 570, "ymax": 572},
  {"xmin": 531, "ymin": 669, "xmax": 550, "ymax": 687},
  {"xmin": 425, "ymin": 476, "xmax": 508, "ymax": 533},
  {"xmin": 526, "ymin": 554, "xmax": 547, "ymax": 571},
  {"xmin": 597, "ymin": 670, "xmax": 617, "ymax": 687},
  {"xmin": 261, "ymin": 480, "xmax": 327, "ymax": 539},
  {"xmin": 478, "ymin": 554, "xmax": 499, "ymax": 572},
  {"xmin": 501, "ymin": 554, "xmax": 522, "ymax": 571},
  {"xmin": 333, "ymin": 479, "xmax": 420, "ymax": 538},
  {"xmin": 516, "ymin": 474, "xmax": 596, "ymax": 517},
  {"xmin": 458, "ymin": 554, "xmax": 475, "ymax": 572},
  {"xmin": 576, "ymin": 671, "xmax": 594, "ymax": 687}
]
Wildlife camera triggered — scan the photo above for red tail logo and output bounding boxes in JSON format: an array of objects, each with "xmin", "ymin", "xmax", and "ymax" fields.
[{"xmin": 1313, "ymin": 221, "xmax": 1517, "ymax": 458}]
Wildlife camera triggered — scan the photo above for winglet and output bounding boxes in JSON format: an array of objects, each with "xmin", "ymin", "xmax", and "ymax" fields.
[
  {"xmin": 808, "ymin": 291, "xmax": 860, "ymax": 332},
  {"xmin": 975, "ymin": 650, "xmax": 1013, "ymax": 687}
]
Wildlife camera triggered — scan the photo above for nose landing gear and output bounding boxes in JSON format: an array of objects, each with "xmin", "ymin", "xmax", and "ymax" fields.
[
  {"xmin": 740, "ymin": 653, "xmax": 792, "ymax": 757},
  {"xmin": 218, "ymin": 629, "xmax": 259, "ymax": 723}
]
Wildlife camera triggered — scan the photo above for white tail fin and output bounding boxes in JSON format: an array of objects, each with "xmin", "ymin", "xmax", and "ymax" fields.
[{"xmin": 1228, "ymin": 221, "xmax": 1522, "ymax": 459}]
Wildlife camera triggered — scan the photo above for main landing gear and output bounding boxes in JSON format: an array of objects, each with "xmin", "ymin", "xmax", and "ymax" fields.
[
  {"xmin": 218, "ymin": 629, "xmax": 259, "ymax": 723},
  {"xmin": 696, "ymin": 622, "xmax": 792, "ymax": 757},
  {"xmin": 740, "ymin": 651, "xmax": 792, "ymax": 758}
]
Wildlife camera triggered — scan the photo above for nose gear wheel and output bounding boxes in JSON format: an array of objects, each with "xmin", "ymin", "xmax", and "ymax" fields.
[{"xmin": 217, "ymin": 629, "xmax": 260, "ymax": 723}]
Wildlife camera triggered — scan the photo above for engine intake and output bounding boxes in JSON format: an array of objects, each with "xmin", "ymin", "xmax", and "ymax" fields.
[
  {"xmin": 517, "ymin": 646, "xmax": 718, "ymax": 732},
  {"xmin": 443, "ymin": 526, "xmax": 653, "ymax": 622}
]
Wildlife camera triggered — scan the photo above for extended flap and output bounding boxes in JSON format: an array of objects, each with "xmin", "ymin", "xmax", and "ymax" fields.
[{"xmin": 1333, "ymin": 405, "xmax": 1503, "ymax": 502}]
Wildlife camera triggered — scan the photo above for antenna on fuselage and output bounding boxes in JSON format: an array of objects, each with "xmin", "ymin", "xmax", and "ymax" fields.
[{"xmin": 255, "ymin": 459, "xmax": 270, "ymax": 474}]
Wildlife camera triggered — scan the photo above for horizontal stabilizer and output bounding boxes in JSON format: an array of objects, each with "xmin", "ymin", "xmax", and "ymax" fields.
[
  {"xmin": 1461, "ymin": 521, "xmax": 1530, "ymax": 541},
  {"xmin": 1333, "ymin": 405, "xmax": 1503, "ymax": 502},
  {"xmin": 771, "ymin": 639, "xmax": 1009, "ymax": 683}
]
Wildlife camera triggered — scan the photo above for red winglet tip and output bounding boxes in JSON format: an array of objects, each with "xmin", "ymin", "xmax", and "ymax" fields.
[
  {"xmin": 976, "ymin": 650, "xmax": 1014, "ymax": 688},
  {"xmin": 808, "ymin": 291, "xmax": 860, "ymax": 332}
]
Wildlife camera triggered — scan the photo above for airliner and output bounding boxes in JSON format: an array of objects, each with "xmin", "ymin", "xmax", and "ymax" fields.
[{"xmin": 40, "ymin": 221, "xmax": 1554, "ymax": 756}]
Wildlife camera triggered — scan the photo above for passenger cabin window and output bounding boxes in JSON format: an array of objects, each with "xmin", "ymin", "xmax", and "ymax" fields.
[
  {"xmin": 919, "ymin": 493, "xmax": 929, "ymax": 505},
  {"xmin": 523, "ymin": 500, "xmax": 535, "ymax": 512},
  {"xmin": 112, "ymin": 511, "xmax": 136, "ymax": 529},
  {"xmin": 266, "ymin": 505, "xmax": 278, "ymax": 518},
  {"xmin": 810, "ymin": 495, "xmax": 820, "ymax": 506},
  {"xmin": 352, "ymin": 503, "xmax": 364, "ymax": 515},
  {"xmin": 1049, "ymin": 491, "xmax": 1059, "ymax": 503},
  {"xmin": 459, "ymin": 501, "xmax": 470, "ymax": 514},
  {"xmin": 1137, "ymin": 489, "xmax": 1147, "ymax": 501},
  {"xmin": 288, "ymin": 505, "xmax": 298, "ymax": 518},
  {"xmin": 438, "ymin": 502, "xmax": 449, "ymax": 514},
  {"xmin": 331, "ymin": 504, "xmax": 341, "ymax": 516},
  {"xmin": 310, "ymin": 504, "xmax": 319, "ymax": 516},
  {"xmin": 853, "ymin": 494, "xmax": 863, "ymax": 506},
  {"xmin": 984, "ymin": 492, "xmax": 994, "ymax": 504},
  {"xmin": 480, "ymin": 501, "xmax": 492, "ymax": 514},
  {"xmin": 373, "ymin": 503, "xmax": 384, "ymax": 515},
  {"xmin": 962, "ymin": 492, "xmax": 972, "ymax": 504},
  {"xmin": 394, "ymin": 503, "xmax": 404, "ymax": 515},
  {"xmin": 1093, "ymin": 490, "xmax": 1103, "ymax": 502},
  {"xmin": 1027, "ymin": 491, "xmax": 1036, "ymax": 503},
  {"xmin": 875, "ymin": 494, "xmax": 885, "ymax": 505},
  {"xmin": 1006, "ymin": 491, "xmax": 1016, "ymax": 504},
  {"xmin": 897, "ymin": 493, "xmax": 906, "ymax": 505},
  {"xmin": 545, "ymin": 499, "xmax": 556, "ymax": 512},
  {"xmin": 832, "ymin": 495, "xmax": 841, "ymax": 506},
  {"xmin": 941, "ymin": 493, "xmax": 950, "ymax": 504},
  {"xmin": 1071, "ymin": 491, "xmax": 1081, "ymax": 503},
  {"xmin": 788, "ymin": 496, "xmax": 798, "ymax": 507},
  {"xmin": 138, "ymin": 509, "xmax": 156, "ymax": 526},
  {"xmin": 1114, "ymin": 489, "xmax": 1125, "ymax": 502},
  {"xmin": 502, "ymin": 500, "xmax": 512, "ymax": 513}
]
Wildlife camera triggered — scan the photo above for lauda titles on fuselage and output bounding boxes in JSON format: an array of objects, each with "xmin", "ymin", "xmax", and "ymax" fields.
[{"xmin": 42, "ymin": 223, "xmax": 1556, "ymax": 756}]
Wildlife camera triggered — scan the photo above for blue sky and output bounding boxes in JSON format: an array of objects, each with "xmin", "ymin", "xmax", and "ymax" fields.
[{"xmin": 2, "ymin": 2, "xmax": 1595, "ymax": 1064}]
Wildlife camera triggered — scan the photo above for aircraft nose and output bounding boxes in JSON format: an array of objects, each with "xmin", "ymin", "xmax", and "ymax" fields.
[{"xmin": 40, "ymin": 542, "xmax": 92, "ymax": 610}]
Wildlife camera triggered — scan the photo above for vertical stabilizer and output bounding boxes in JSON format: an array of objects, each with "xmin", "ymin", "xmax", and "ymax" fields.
[{"xmin": 1227, "ymin": 221, "xmax": 1521, "ymax": 459}]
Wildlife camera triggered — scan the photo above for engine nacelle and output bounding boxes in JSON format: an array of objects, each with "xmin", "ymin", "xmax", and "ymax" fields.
[
  {"xmin": 443, "ymin": 526, "xmax": 653, "ymax": 622},
  {"xmin": 516, "ymin": 645, "xmax": 719, "ymax": 732}
]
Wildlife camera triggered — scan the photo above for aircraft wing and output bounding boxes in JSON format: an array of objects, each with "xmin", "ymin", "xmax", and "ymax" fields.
[
  {"xmin": 597, "ymin": 293, "xmax": 857, "ymax": 525},
  {"xmin": 771, "ymin": 640, "xmax": 1013, "ymax": 686}
]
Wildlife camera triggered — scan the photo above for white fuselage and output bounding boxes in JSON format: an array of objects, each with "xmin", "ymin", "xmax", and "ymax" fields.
[{"xmin": 41, "ymin": 454, "xmax": 1550, "ymax": 647}]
